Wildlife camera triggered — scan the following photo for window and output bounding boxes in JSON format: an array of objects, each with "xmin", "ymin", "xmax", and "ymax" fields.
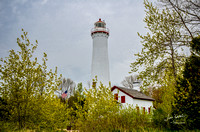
[
  {"xmin": 136, "ymin": 106, "xmax": 139, "ymax": 113},
  {"xmin": 143, "ymin": 107, "xmax": 145, "ymax": 114},
  {"xmin": 148, "ymin": 107, "xmax": 151, "ymax": 114},
  {"xmin": 114, "ymin": 93, "xmax": 118, "ymax": 100},
  {"xmin": 121, "ymin": 96, "xmax": 125, "ymax": 103},
  {"xmin": 98, "ymin": 23, "xmax": 101, "ymax": 27},
  {"xmin": 96, "ymin": 23, "xmax": 105, "ymax": 28}
]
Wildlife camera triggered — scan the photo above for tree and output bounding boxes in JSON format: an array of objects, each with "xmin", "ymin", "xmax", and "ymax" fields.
[
  {"xmin": 0, "ymin": 97, "xmax": 11, "ymax": 121},
  {"xmin": 68, "ymin": 83, "xmax": 84, "ymax": 109},
  {"xmin": 0, "ymin": 29, "xmax": 64, "ymax": 130},
  {"xmin": 190, "ymin": 34, "xmax": 200, "ymax": 56},
  {"xmin": 67, "ymin": 82, "xmax": 85, "ymax": 129},
  {"xmin": 130, "ymin": 1, "xmax": 195, "ymax": 128},
  {"xmin": 74, "ymin": 83, "xmax": 118, "ymax": 131},
  {"xmin": 121, "ymin": 75, "xmax": 141, "ymax": 89},
  {"xmin": 159, "ymin": 0, "xmax": 200, "ymax": 39},
  {"xmin": 143, "ymin": 86, "xmax": 164, "ymax": 109},
  {"xmin": 56, "ymin": 77, "xmax": 76, "ymax": 99},
  {"xmin": 131, "ymin": 0, "xmax": 187, "ymax": 88},
  {"xmin": 173, "ymin": 36, "xmax": 200, "ymax": 129}
]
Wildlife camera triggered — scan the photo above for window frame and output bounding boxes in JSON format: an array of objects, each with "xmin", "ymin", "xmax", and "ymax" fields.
[
  {"xmin": 114, "ymin": 93, "xmax": 118, "ymax": 101},
  {"xmin": 121, "ymin": 96, "xmax": 125, "ymax": 103}
]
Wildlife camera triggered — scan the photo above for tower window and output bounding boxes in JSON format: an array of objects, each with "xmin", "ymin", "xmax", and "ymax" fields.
[{"xmin": 96, "ymin": 23, "xmax": 105, "ymax": 28}]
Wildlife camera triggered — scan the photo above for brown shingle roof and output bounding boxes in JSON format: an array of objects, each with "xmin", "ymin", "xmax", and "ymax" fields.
[{"xmin": 111, "ymin": 86, "xmax": 155, "ymax": 101}]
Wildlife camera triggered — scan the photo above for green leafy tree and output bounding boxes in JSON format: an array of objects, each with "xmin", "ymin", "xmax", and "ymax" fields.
[
  {"xmin": 68, "ymin": 82, "xmax": 84, "ymax": 110},
  {"xmin": 130, "ymin": 1, "xmax": 190, "ymax": 128},
  {"xmin": 67, "ymin": 82, "xmax": 85, "ymax": 129},
  {"xmin": 173, "ymin": 36, "xmax": 200, "ymax": 129},
  {"xmin": 74, "ymin": 83, "xmax": 119, "ymax": 131},
  {"xmin": 131, "ymin": 0, "xmax": 187, "ymax": 88},
  {"xmin": 0, "ymin": 97, "xmax": 11, "ymax": 121},
  {"xmin": 0, "ymin": 29, "xmax": 66, "ymax": 130},
  {"xmin": 151, "ymin": 71, "xmax": 176, "ymax": 129},
  {"xmin": 159, "ymin": 0, "xmax": 200, "ymax": 39},
  {"xmin": 143, "ymin": 86, "xmax": 164, "ymax": 109},
  {"xmin": 131, "ymin": 0, "xmax": 199, "ymax": 129}
]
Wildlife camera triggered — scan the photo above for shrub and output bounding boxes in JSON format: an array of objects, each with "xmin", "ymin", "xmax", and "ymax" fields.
[{"xmin": 73, "ymin": 83, "xmax": 153, "ymax": 131}]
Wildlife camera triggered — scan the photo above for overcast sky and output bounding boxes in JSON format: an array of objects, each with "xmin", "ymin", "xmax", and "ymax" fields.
[{"xmin": 0, "ymin": 0, "xmax": 155, "ymax": 87}]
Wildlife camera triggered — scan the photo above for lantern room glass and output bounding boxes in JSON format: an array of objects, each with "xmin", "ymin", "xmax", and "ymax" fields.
[{"xmin": 95, "ymin": 23, "xmax": 105, "ymax": 28}]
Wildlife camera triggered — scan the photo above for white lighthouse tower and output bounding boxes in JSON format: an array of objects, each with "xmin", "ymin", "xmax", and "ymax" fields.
[{"xmin": 91, "ymin": 18, "xmax": 110, "ymax": 86}]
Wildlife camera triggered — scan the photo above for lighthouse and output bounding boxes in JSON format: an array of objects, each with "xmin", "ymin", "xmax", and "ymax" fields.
[{"xmin": 91, "ymin": 18, "xmax": 110, "ymax": 86}]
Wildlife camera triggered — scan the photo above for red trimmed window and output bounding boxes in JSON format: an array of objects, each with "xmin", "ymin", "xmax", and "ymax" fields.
[
  {"xmin": 148, "ymin": 107, "xmax": 151, "ymax": 114},
  {"xmin": 121, "ymin": 96, "xmax": 125, "ymax": 103},
  {"xmin": 114, "ymin": 93, "xmax": 118, "ymax": 100},
  {"xmin": 143, "ymin": 107, "xmax": 146, "ymax": 114}
]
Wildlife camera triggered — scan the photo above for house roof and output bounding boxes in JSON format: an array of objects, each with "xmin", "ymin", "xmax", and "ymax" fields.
[{"xmin": 111, "ymin": 86, "xmax": 155, "ymax": 101}]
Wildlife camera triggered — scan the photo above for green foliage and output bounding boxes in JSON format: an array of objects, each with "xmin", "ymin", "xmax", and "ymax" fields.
[
  {"xmin": 68, "ymin": 82, "xmax": 85, "ymax": 111},
  {"xmin": 67, "ymin": 82, "xmax": 85, "ymax": 129},
  {"xmin": 190, "ymin": 36, "xmax": 200, "ymax": 56},
  {"xmin": 0, "ymin": 29, "xmax": 68, "ymax": 130},
  {"xmin": 0, "ymin": 97, "xmax": 11, "ymax": 121},
  {"xmin": 116, "ymin": 105, "xmax": 152, "ymax": 131},
  {"xmin": 131, "ymin": 0, "xmax": 187, "ymax": 88},
  {"xmin": 73, "ymin": 82, "xmax": 84, "ymax": 98},
  {"xmin": 146, "ymin": 87, "xmax": 164, "ymax": 109},
  {"xmin": 72, "ymin": 82, "xmax": 152, "ymax": 131},
  {"xmin": 173, "ymin": 36, "xmax": 200, "ymax": 129},
  {"xmin": 150, "ymin": 73, "xmax": 176, "ymax": 129},
  {"xmin": 159, "ymin": 0, "xmax": 200, "ymax": 39},
  {"xmin": 152, "ymin": 108, "xmax": 168, "ymax": 128},
  {"xmin": 74, "ymin": 83, "xmax": 119, "ymax": 131},
  {"xmin": 130, "ymin": 1, "xmax": 195, "ymax": 129}
]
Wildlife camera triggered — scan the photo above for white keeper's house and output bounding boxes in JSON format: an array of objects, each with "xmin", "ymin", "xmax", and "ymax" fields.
[{"xmin": 111, "ymin": 86, "xmax": 155, "ymax": 113}]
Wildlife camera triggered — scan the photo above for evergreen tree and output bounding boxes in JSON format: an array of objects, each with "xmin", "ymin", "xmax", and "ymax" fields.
[{"xmin": 173, "ymin": 36, "xmax": 200, "ymax": 129}]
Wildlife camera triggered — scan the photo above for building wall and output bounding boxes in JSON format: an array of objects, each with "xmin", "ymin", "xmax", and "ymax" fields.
[
  {"xmin": 112, "ymin": 89, "xmax": 153, "ymax": 111},
  {"xmin": 113, "ymin": 89, "xmax": 133, "ymax": 105}
]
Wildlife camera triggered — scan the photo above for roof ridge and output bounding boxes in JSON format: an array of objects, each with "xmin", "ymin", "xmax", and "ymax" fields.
[{"xmin": 112, "ymin": 86, "xmax": 155, "ymax": 101}]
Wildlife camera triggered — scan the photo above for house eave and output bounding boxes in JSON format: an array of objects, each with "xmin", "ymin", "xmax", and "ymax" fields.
[{"xmin": 111, "ymin": 86, "xmax": 155, "ymax": 101}]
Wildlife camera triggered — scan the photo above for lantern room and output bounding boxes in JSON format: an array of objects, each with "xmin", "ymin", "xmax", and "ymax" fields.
[
  {"xmin": 91, "ymin": 18, "xmax": 109, "ymax": 36},
  {"xmin": 94, "ymin": 18, "xmax": 106, "ymax": 28}
]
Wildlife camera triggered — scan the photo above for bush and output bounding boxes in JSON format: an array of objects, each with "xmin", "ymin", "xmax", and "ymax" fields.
[
  {"xmin": 115, "ymin": 105, "xmax": 152, "ymax": 131},
  {"xmin": 152, "ymin": 108, "xmax": 169, "ymax": 128},
  {"xmin": 73, "ymin": 83, "xmax": 152, "ymax": 131}
]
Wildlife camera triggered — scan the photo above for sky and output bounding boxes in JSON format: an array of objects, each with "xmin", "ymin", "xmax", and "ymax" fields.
[{"xmin": 0, "ymin": 0, "xmax": 155, "ymax": 87}]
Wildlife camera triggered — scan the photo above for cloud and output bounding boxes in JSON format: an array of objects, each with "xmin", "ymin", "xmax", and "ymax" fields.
[
  {"xmin": 41, "ymin": 0, "xmax": 48, "ymax": 5},
  {"xmin": 0, "ymin": 0, "xmax": 149, "ymax": 87}
]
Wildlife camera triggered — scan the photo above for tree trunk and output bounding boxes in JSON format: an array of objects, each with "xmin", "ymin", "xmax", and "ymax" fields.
[{"xmin": 169, "ymin": 39, "xmax": 177, "ymax": 81}]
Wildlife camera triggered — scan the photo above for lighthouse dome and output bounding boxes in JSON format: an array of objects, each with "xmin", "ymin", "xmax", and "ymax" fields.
[
  {"xmin": 94, "ymin": 18, "xmax": 106, "ymax": 28},
  {"xmin": 91, "ymin": 18, "xmax": 109, "ymax": 36}
]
